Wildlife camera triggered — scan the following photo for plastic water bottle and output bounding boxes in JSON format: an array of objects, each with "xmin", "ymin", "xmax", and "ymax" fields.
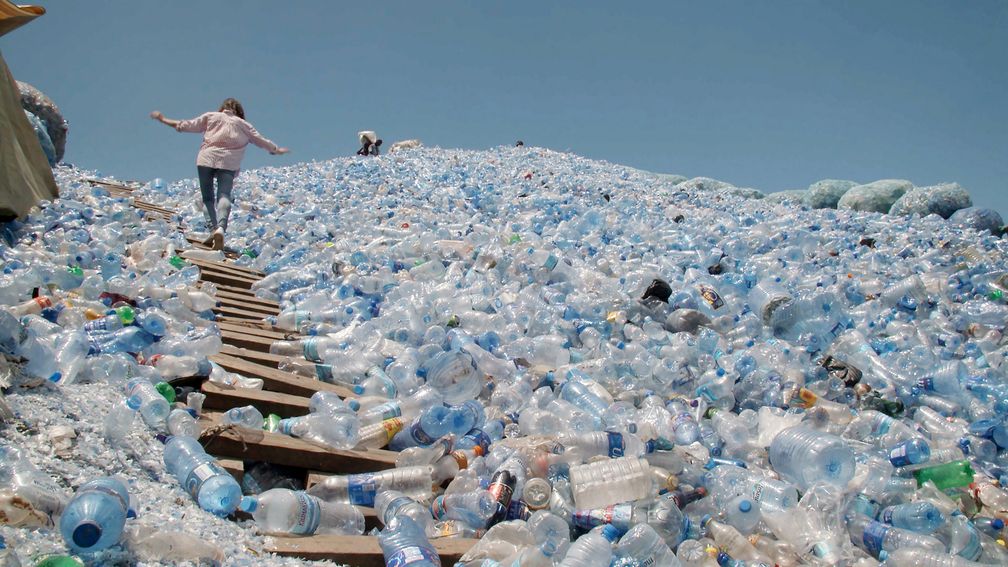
[
  {"xmin": 357, "ymin": 386, "xmax": 443, "ymax": 426},
  {"xmin": 569, "ymin": 456, "xmax": 654, "ymax": 509},
  {"xmin": 239, "ymin": 488, "xmax": 364, "ymax": 535},
  {"xmin": 612, "ymin": 523, "xmax": 680, "ymax": 567},
  {"xmin": 879, "ymin": 548, "xmax": 990, "ymax": 567},
  {"xmin": 846, "ymin": 513, "xmax": 945, "ymax": 558},
  {"xmin": 557, "ymin": 524, "xmax": 620, "ymax": 567},
  {"xmin": 887, "ymin": 438, "xmax": 931, "ymax": 467},
  {"xmin": 222, "ymin": 405, "xmax": 264, "ymax": 430},
  {"xmin": 378, "ymin": 515, "xmax": 441, "ymax": 567},
  {"xmin": 429, "ymin": 490, "xmax": 495, "ymax": 528},
  {"xmin": 306, "ymin": 466, "xmax": 434, "ymax": 507},
  {"xmin": 374, "ymin": 490, "xmax": 434, "ymax": 532},
  {"xmin": 0, "ymin": 535, "xmax": 20, "ymax": 567},
  {"xmin": 163, "ymin": 435, "xmax": 241, "ymax": 516},
  {"xmin": 278, "ymin": 413, "xmax": 360, "ymax": 450},
  {"xmin": 877, "ymin": 501, "xmax": 945, "ymax": 534},
  {"xmin": 768, "ymin": 426, "xmax": 855, "ymax": 489},
  {"xmin": 59, "ymin": 477, "xmax": 130, "ymax": 554},
  {"xmin": 166, "ymin": 408, "xmax": 200, "ymax": 438},
  {"xmin": 124, "ymin": 378, "xmax": 170, "ymax": 430}
]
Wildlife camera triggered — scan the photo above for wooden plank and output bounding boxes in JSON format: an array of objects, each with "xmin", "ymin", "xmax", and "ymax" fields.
[
  {"xmin": 199, "ymin": 413, "xmax": 397, "ymax": 473},
  {"xmin": 218, "ymin": 344, "xmax": 288, "ymax": 368},
  {"xmin": 209, "ymin": 352, "xmax": 355, "ymax": 398},
  {"xmin": 218, "ymin": 458, "xmax": 244, "ymax": 484},
  {"xmin": 215, "ymin": 299, "xmax": 277, "ymax": 317},
  {"xmin": 220, "ymin": 328, "xmax": 276, "ymax": 352},
  {"xmin": 264, "ymin": 535, "xmax": 477, "ymax": 566},
  {"xmin": 201, "ymin": 381, "xmax": 310, "ymax": 418},
  {"xmin": 198, "ymin": 267, "xmax": 258, "ymax": 290},
  {"xmin": 213, "ymin": 283, "xmax": 275, "ymax": 303},
  {"xmin": 180, "ymin": 252, "xmax": 265, "ymax": 278},
  {"xmin": 217, "ymin": 321, "xmax": 294, "ymax": 341},
  {"xmin": 214, "ymin": 306, "xmax": 269, "ymax": 321},
  {"xmin": 214, "ymin": 288, "xmax": 280, "ymax": 310}
]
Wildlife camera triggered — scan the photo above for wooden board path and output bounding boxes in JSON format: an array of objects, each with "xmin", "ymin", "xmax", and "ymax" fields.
[
  {"xmin": 208, "ymin": 351, "xmax": 354, "ymax": 399},
  {"xmin": 200, "ymin": 381, "xmax": 312, "ymax": 418}
]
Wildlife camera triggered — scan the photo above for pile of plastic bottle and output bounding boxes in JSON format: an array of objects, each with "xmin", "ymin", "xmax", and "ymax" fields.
[{"xmin": 1, "ymin": 145, "xmax": 1007, "ymax": 567}]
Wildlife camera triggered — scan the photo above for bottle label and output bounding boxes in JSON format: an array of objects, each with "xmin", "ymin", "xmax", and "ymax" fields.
[
  {"xmin": 430, "ymin": 495, "xmax": 448, "ymax": 520},
  {"xmin": 303, "ymin": 338, "xmax": 322, "ymax": 362},
  {"xmin": 381, "ymin": 418, "xmax": 404, "ymax": 443},
  {"xmin": 463, "ymin": 429, "xmax": 492, "ymax": 454},
  {"xmin": 314, "ymin": 364, "xmax": 335, "ymax": 382},
  {"xmin": 410, "ymin": 421, "xmax": 437, "ymax": 446},
  {"xmin": 699, "ymin": 285, "xmax": 724, "ymax": 309},
  {"xmin": 916, "ymin": 378, "xmax": 935, "ymax": 392},
  {"xmin": 505, "ymin": 499, "xmax": 531, "ymax": 521},
  {"xmin": 290, "ymin": 492, "xmax": 322, "ymax": 535},
  {"xmin": 861, "ymin": 520, "xmax": 888, "ymax": 557},
  {"xmin": 386, "ymin": 545, "xmax": 441, "ymax": 567},
  {"xmin": 372, "ymin": 402, "xmax": 403, "ymax": 421},
  {"xmin": 879, "ymin": 507, "xmax": 894, "ymax": 525},
  {"xmin": 185, "ymin": 462, "xmax": 227, "ymax": 500},
  {"xmin": 450, "ymin": 450, "xmax": 469, "ymax": 470},
  {"xmin": 347, "ymin": 473, "xmax": 377, "ymax": 506},
  {"xmin": 751, "ymin": 482, "xmax": 765, "ymax": 503},
  {"xmin": 887, "ymin": 443, "xmax": 911, "ymax": 467},
  {"xmin": 572, "ymin": 503, "xmax": 632, "ymax": 530},
  {"xmin": 607, "ymin": 432, "xmax": 625, "ymax": 457},
  {"xmin": 543, "ymin": 254, "xmax": 559, "ymax": 271}
]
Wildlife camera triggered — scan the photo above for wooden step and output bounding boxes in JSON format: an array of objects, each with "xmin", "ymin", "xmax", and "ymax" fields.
[
  {"xmin": 214, "ymin": 288, "xmax": 279, "ymax": 310},
  {"xmin": 201, "ymin": 381, "xmax": 310, "ymax": 418},
  {"xmin": 214, "ymin": 306, "xmax": 270, "ymax": 321},
  {"xmin": 218, "ymin": 458, "xmax": 244, "ymax": 484},
  {"xmin": 212, "ymin": 283, "xmax": 277, "ymax": 303},
  {"xmin": 220, "ymin": 328, "xmax": 276, "ymax": 352},
  {"xmin": 198, "ymin": 267, "xmax": 258, "ymax": 290},
  {"xmin": 199, "ymin": 412, "xmax": 396, "ymax": 474},
  {"xmin": 217, "ymin": 320, "xmax": 295, "ymax": 341},
  {"xmin": 264, "ymin": 535, "xmax": 477, "ymax": 566},
  {"xmin": 214, "ymin": 299, "xmax": 278, "ymax": 317},
  {"xmin": 209, "ymin": 352, "xmax": 354, "ymax": 398},
  {"xmin": 181, "ymin": 252, "xmax": 265, "ymax": 279}
]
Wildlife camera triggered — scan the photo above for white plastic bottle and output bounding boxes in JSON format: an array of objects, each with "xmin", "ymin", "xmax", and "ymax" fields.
[{"xmin": 239, "ymin": 489, "xmax": 364, "ymax": 536}]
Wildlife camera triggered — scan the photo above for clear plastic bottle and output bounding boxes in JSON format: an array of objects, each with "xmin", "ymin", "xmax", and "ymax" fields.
[
  {"xmin": 374, "ymin": 490, "xmax": 434, "ymax": 532},
  {"xmin": 612, "ymin": 523, "xmax": 680, "ymax": 567},
  {"xmin": 429, "ymin": 490, "xmax": 495, "ymax": 528},
  {"xmin": 879, "ymin": 548, "xmax": 989, "ymax": 567},
  {"xmin": 0, "ymin": 446, "xmax": 67, "ymax": 526},
  {"xmin": 768, "ymin": 426, "xmax": 855, "ymax": 489},
  {"xmin": 846, "ymin": 514, "xmax": 945, "ymax": 559},
  {"xmin": 166, "ymin": 408, "xmax": 200, "ymax": 438},
  {"xmin": 378, "ymin": 516, "xmax": 441, "ymax": 567},
  {"xmin": 0, "ymin": 535, "xmax": 21, "ymax": 567},
  {"xmin": 557, "ymin": 524, "xmax": 620, "ymax": 567},
  {"xmin": 125, "ymin": 377, "xmax": 170, "ymax": 430},
  {"xmin": 223, "ymin": 405, "xmax": 264, "ymax": 430},
  {"xmin": 306, "ymin": 466, "xmax": 434, "ymax": 507},
  {"xmin": 569, "ymin": 456, "xmax": 653, "ymax": 509},
  {"xmin": 877, "ymin": 501, "xmax": 945, "ymax": 534},
  {"xmin": 239, "ymin": 488, "xmax": 364, "ymax": 535},
  {"xmin": 163, "ymin": 435, "xmax": 242, "ymax": 516},
  {"xmin": 278, "ymin": 413, "xmax": 360, "ymax": 450},
  {"xmin": 59, "ymin": 477, "xmax": 130, "ymax": 554},
  {"xmin": 700, "ymin": 516, "xmax": 771, "ymax": 564}
]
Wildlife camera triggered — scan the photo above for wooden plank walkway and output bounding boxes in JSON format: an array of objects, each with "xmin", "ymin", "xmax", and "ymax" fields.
[{"xmin": 98, "ymin": 177, "xmax": 478, "ymax": 563}]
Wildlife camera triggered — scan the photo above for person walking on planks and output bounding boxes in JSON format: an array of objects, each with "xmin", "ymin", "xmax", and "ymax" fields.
[{"xmin": 150, "ymin": 98, "xmax": 289, "ymax": 250}]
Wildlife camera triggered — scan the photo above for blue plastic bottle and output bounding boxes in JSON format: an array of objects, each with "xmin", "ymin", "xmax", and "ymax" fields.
[
  {"xmin": 877, "ymin": 501, "xmax": 945, "ymax": 534},
  {"xmin": 59, "ymin": 477, "xmax": 130, "ymax": 554},
  {"xmin": 378, "ymin": 515, "xmax": 441, "ymax": 567},
  {"xmin": 163, "ymin": 436, "xmax": 241, "ymax": 516}
]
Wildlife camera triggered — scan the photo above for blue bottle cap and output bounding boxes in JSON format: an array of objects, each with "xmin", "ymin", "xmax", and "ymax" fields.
[
  {"xmin": 600, "ymin": 523, "xmax": 622, "ymax": 542},
  {"xmin": 738, "ymin": 499, "xmax": 752, "ymax": 513},
  {"xmin": 72, "ymin": 521, "xmax": 102, "ymax": 549},
  {"xmin": 239, "ymin": 496, "xmax": 258, "ymax": 513},
  {"xmin": 993, "ymin": 518, "xmax": 1005, "ymax": 530}
]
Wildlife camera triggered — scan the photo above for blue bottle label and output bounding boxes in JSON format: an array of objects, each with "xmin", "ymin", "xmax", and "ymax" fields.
[
  {"xmin": 462, "ymin": 429, "xmax": 492, "ymax": 453},
  {"xmin": 303, "ymin": 338, "xmax": 322, "ymax": 362},
  {"xmin": 410, "ymin": 421, "xmax": 437, "ymax": 446},
  {"xmin": 314, "ymin": 364, "xmax": 334, "ymax": 382},
  {"xmin": 185, "ymin": 462, "xmax": 227, "ymax": 500},
  {"xmin": 290, "ymin": 492, "xmax": 322, "ymax": 535},
  {"xmin": 607, "ymin": 432, "xmax": 625, "ymax": 457},
  {"xmin": 386, "ymin": 545, "xmax": 441, "ymax": 567},
  {"xmin": 347, "ymin": 473, "xmax": 377, "ymax": 506},
  {"xmin": 543, "ymin": 254, "xmax": 558, "ymax": 271},
  {"xmin": 879, "ymin": 507, "xmax": 895, "ymax": 525},
  {"xmin": 861, "ymin": 520, "xmax": 889, "ymax": 557},
  {"xmin": 373, "ymin": 401, "xmax": 402, "ymax": 421},
  {"xmin": 571, "ymin": 503, "xmax": 632, "ymax": 530},
  {"xmin": 916, "ymin": 378, "xmax": 935, "ymax": 392},
  {"xmin": 887, "ymin": 443, "xmax": 911, "ymax": 467},
  {"xmin": 699, "ymin": 285, "xmax": 724, "ymax": 309}
]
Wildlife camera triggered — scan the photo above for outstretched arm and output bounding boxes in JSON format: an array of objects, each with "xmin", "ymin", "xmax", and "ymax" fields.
[
  {"xmin": 150, "ymin": 111, "xmax": 181, "ymax": 129},
  {"xmin": 152, "ymin": 111, "xmax": 210, "ymax": 133},
  {"xmin": 241, "ymin": 120, "xmax": 289, "ymax": 155}
]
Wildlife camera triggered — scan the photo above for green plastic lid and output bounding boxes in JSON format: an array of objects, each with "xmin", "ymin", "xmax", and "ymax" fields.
[
  {"xmin": 155, "ymin": 382, "xmax": 176, "ymax": 403},
  {"xmin": 35, "ymin": 555, "xmax": 86, "ymax": 567}
]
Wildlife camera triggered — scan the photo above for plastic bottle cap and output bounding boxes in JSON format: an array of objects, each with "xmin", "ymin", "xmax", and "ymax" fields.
[
  {"xmin": 72, "ymin": 521, "xmax": 102, "ymax": 548},
  {"xmin": 994, "ymin": 518, "xmax": 1005, "ymax": 529},
  {"xmin": 239, "ymin": 496, "xmax": 257, "ymax": 513},
  {"xmin": 601, "ymin": 523, "xmax": 622, "ymax": 542},
  {"xmin": 738, "ymin": 500, "xmax": 752, "ymax": 513}
]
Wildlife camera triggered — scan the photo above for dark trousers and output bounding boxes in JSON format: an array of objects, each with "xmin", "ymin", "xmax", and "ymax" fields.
[{"xmin": 197, "ymin": 165, "xmax": 236, "ymax": 231}]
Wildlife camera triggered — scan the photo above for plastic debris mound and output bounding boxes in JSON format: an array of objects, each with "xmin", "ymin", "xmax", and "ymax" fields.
[
  {"xmin": 889, "ymin": 182, "xmax": 973, "ymax": 219},
  {"xmin": 17, "ymin": 80, "xmax": 68, "ymax": 163},
  {"xmin": 0, "ymin": 147, "xmax": 1006, "ymax": 567}
]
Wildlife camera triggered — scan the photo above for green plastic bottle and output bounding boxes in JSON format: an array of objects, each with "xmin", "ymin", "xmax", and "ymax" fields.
[
  {"xmin": 34, "ymin": 555, "xmax": 85, "ymax": 567},
  {"xmin": 168, "ymin": 255, "xmax": 187, "ymax": 269},
  {"xmin": 913, "ymin": 460, "xmax": 975, "ymax": 490},
  {"xmin": 155, "ymin": 381, "xmax": 176, "ymax": 404},
  {"xmin": 115, "ymin": 305, "xmax": 135, "ymax": 325}
]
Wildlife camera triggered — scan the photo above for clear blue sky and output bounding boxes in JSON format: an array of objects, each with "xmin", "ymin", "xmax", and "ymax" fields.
[{"xmin": 2, "ymin": 1, "xmax": 1005, "ymax": 215}]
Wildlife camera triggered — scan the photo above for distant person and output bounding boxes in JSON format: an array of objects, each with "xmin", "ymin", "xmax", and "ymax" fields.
[
  {"xmin": 150, "ymin": 98, "xmax": 288, "ymax": 250},
  {"xmin": 515, "ymin": 140, "xmax": 524, "ymax": 147},
  {"xmin": 357, "ymin": 131, "xmax": 382, "ymax": 156}
]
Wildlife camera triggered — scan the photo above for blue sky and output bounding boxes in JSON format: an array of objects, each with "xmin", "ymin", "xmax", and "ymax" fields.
[{"xmin": 2, "ymin": 1, "xmax": 1005, "ymax": 215}]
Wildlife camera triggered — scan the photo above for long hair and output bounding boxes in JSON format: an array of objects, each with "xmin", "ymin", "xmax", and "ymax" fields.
[{"xmin": 218, "ymin": 98, "xmax": 245, "ymax": 120}]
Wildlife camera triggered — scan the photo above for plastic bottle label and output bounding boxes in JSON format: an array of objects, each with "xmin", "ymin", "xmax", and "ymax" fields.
[
  {"xmin": 572, "ymin": 503, "xmax": 632, "ymax": 530},
  {"xmin": 386, "ymin": 545, "xmax": 441, "ymax": 567},
  {"xmin": 410, "ymin": 421, "xmax": 437, "ymax": 446},
  {"xmin": 381, "ymin": 419, "xmax": 404, "ymax": 443},
  {"xmin": 372, "ymin": 401, "xmax": 403, "ymax": 421},
  {"xmin": 290, "ymin": 492, "xmax": 322, "ymax": 535},
  {"xmin": 607, "ymin": 432, "xmax": 625, "ymax": 457},
  {"xmin": 861, "ymin": 520, "xmax": 889, "ymax": 557},
  {"xmin": 303, "ymin": 338, "xmax": 322, "ymax": 362},
  {"xmin": 887, "ymin": 444, "xmax": 911, "ymax": 467},
  {"xmin": 462, "ymin": 430, "xmax": 491, "ymax": 454},
  {"xmin": 185, "ymin": 462, "xmax": 227, "ymax": 500},
  {"xmin": 699, "ymin": 285, "xmax": 724, "ymax": 309},
  {"xmin": 314, "ymin": 364, "xmax": 334, "ymax": 382},
  {"xmin": 879, "ymin": 507, "xmax": 895, "ymax": 525},
  {"xmin": 347, "ymin": 473, "xmax": 377, "ymax": 506}
]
